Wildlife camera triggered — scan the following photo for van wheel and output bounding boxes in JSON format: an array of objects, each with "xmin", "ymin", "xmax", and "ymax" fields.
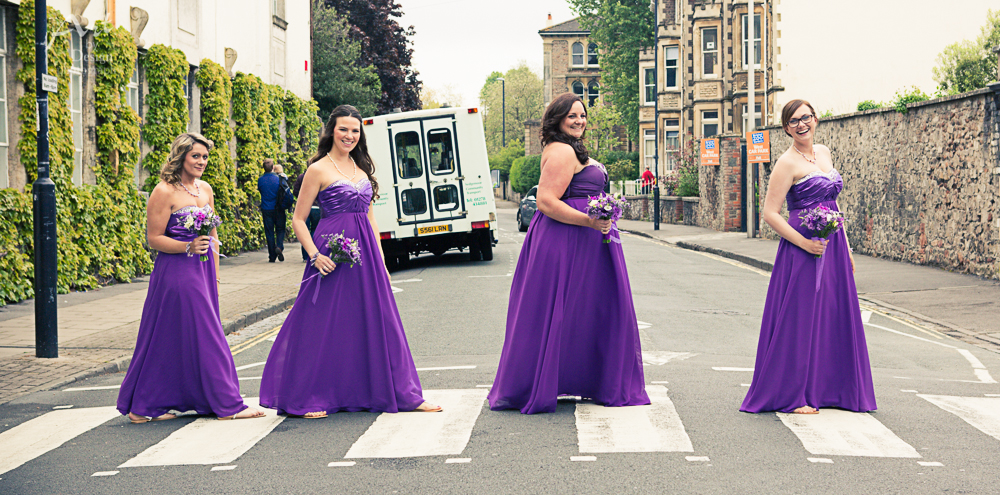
[
  {"xmin": 479, "ymin": 230, "xmax": 494, "ymax": 261},
  {"xmin": 468, "ymin": 235, "xmax": 483, "ymax": 261},
  {"xmin": 396, "ymin": 253, "xmax": 409, "ymax": 269}
]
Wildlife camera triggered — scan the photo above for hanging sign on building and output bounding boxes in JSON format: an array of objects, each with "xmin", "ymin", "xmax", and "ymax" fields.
[
  {"xmin": 746, "ymin": 130, "xmax": 770, "ymax": 163},
  {"xmin": 701, "ymin": 138, "xmax": 719, "ymax": 166}
]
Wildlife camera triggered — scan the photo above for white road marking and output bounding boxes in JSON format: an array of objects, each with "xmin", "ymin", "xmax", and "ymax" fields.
[
  {"xmin": 237, "ymin": 376, "xmax": 262, "ymax": 381},
  {"xmin": 118, "ymin": 398, "xmax": 283, "ymax": 467},
  {"xmin": 211, "ymin": 465, "xmax": 237, "ymax": 471},
  {"xmin": 865, "ymin": 323, "xmax": 956, "ymax": 349},
  {"xmin": 445, "ymin": 458, "xmax": 471, "ymax": 464},
  {"xmin": 570, "ymin": 456, "xmax": 597, "ymax": 462},
  {"xmin": 391, "ymin": 286, "xmax": 404, "ymax": 293},
  {"xmin": 395, "ymin": 278, "xmax": 423, "ymax": 283},
  {"xmin": 637, "ymin": 320, "xmax": 652, "ymax": 330},
  {"xmin": 267, "ymin": 335, "xmax": 277, "ymax": 342},
  {"xmin": 741, "ymin": 384, "xmax": 751, "ymax": 387},
  {"xmin": 958, "ymin": 349, "xmax": 986, "ymax": 369},
  {"xmin": 234, "ymin": 361, "xmax": 266, "ymax": 371},
  {"xmin": 807, "ymin": 458, "xmax": 833, "ymax": 464},
  {"xmin": 685, "ymin": 456, "xmax": 710, "ymax": 462},
  {"xmin": 641, "ymin": 351, "xmax": 695, "ymax": 366},
  {"xmin": 575, "ymin": 385, "xmax": 693, "ymax": 454},
  {"xmin": 344, "ymin": 389, "xmax": 487, "ymax": 459},
  {"xmin": 918, "ymin": 395, "xmax": 1000, "ymax": 442},
  {"xmin": 712, "ymin": 367, "xmax": 753, "ymax": 372},
  {"xmin": 901, "ymin": 390, "xmax": 918, "ymax": 393},
  {"xmin": 918, "ymin": 461, "xmax": 944, "ymax": 467},
  {"xmin": 63, "ymin": 385, "xmax": 121, "ymax": 392},
  {"xmin": 777, "ymin": 409, "xmax": 920, "ymax": 458},
  {"xmin": 414, "ymin": 365, "xmax": 476, "ymax": 371},
  {"xmin": 861, "ymin": 310, "xmax": 872, "ymax": 323},
  {"xmin": 475, "ymin": 384, "xmax": 491, "ymax": 388},
  {"xmin": 974, "ymin": 370, "xmax": 997, "ymax": 384},
  {"xmin": 91, "ymin": 471, "xmax": 119, "ymax": 477},
  {"xmin": 467, "ymin": 274, "xmax": 513, "ymax": 278},
  {"xmin": 650, "ymin": 381, "xmax": 669, "ymax": 384},
  {"xmin": 0, "ymin": 406, "xmax": 120, "ymax": 475},
  {"xmin": 328, "ymin": 461, "xmax": 356, "ymax": 467},
  {"xmin": 985, "ymin": 394, "xmax": 1000, "ymax": 397},
  {"xmin": 52, "ymin": 405, "xmax": 74, "ymax": 410}
]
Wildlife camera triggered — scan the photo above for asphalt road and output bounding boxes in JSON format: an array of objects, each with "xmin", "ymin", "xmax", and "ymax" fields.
[{"xmin": 1, "ymin": 207, "xmax": 998, "ymax": 494}]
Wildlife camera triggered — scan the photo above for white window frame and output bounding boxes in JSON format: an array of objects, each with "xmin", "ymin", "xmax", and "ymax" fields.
[
  {"xmin": 742, "ymin": 103, "xmax": 762, "ymax": 132},
  {"xmin": 587, "ymin": 81, "xmax": 600, "ymax": 106},
  {"xmin": 572, "ymin": 81, "xmax": 585, "ymax": 99},
  {"xmin": 126, "ymin": 63, "xmax": 140, "ymax": 115},
  {"xmin": 702, "ymin": 110, "xmax": 719, "ymax": 137},
  {"xmin": 587, "ymin": 43, "xmax": 599, "ymax": 67},
  {"xmin": 571, "ymin": 42, "xmax": 584, "ymax": 67},
  {"xmin": 643, "ymin": 129, "xmax": 656, "ymax": 172},
  {"xmin": 664, "ymin": 46, "xmax": 678, "ymax": 89},
  {"xmin": 0, "ymin": 9, "xmax": 8, "ymax": 188},
  {"xmin": 664, "ymin": 119, "xmax": 680, "ymax": 171},
  {"xmin": 742, "ymin": 14, "xmax": 762, "ymax": 69},
  {"xmin": 642, "ymin": 67, "xmax": 655, "ymax": 106},
  {"xmin": 701, "ymin": 28, "xmax": 718, "ymax": 78},
  {"xmin": 70, "ymin": 30, "xmax": 84, "ymax": 186}
]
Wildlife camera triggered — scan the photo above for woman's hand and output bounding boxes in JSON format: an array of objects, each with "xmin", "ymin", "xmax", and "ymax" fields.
[
  {"xmin": 189, "ymin": 235, "xmax": 212, "ymax": 255},
  {"xmin": 799, "ymin": 238, "xmax": 828, "ymax": 256},
  {"xmin": 313, "ymin": 253, "xmax": 337, "ymax": 276},
  {"xmin": 589, "ymin": 217, "xmax": 612, "ymax": 235}
]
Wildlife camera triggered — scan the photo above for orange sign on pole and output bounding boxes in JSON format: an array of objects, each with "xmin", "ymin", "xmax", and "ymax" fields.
[
  {"xmin": 746, "ymin": 130, "xmax": 770, "ymax": 163},
  {"xmin": 701, "ymin": 138, "xmax": 719, "ymax": 166}
]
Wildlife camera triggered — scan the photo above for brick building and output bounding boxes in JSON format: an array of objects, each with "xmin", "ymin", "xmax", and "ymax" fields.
[{"xmin": 639, "ymin": 0, "xmax": 778, "ymax": 173}]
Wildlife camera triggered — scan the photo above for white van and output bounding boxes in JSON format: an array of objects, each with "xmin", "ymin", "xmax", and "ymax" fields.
[{"xmin": 363, "ymin": 107, "xmax": 498, "ymax": 269}]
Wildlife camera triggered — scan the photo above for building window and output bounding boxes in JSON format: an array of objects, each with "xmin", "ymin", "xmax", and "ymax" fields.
[
  {"xmin": 643, "ymin": 129, "xmax": 655, "ymax": 171},
  {"xmin": 702, "ymin": 111, "xmax": 719, "ymax": 137},
  {"xmin": 587, "ymin": 81, "xmax": 600, "ymax": 106},
  {"xmin": 742, "ymin": 103, "xmax": 762, "ymax": 131},
  {"xmin": 126, "ymin": 63, "xmax": 140, "ymax": 115},
  {"xmin": 0, "ymin": 9, "xmax": 8, "ymax": 188},
  {"xmin": 587, "ymin": 43, "xmax": 599, "ymax": 66},
  {"xmin": 642, "ymin": 67, "xmax": 655, "ymax": 106},
  {"xmin": 272, "ymin": 0, "xmax": 285, "ymax": 20},
  {"xmin": 70, "ymin": 30, "xmax": 84, "ymax": 186},
  {"xmin": 572, "ymin": 42, "xmax": 584, "ymax": 67},
  {"xmin": 742, "ymin": 14, "xmax": 761, "ymax": 69},
  {"xmin": 572, "ymin": 81, "xmax": 585, "ymax": 99},
  {"xmin": 664, "ymin": 119, "xmax": 679, "ymax": 171},
  {"xmin": 665, "ymin": 46, "xmax": 678, "ymax": 89},
  {"xmin": 184, "ymin": 67, "xmax": 193, "ymax": 129},
  {"xmin": 701, "ymin": 28, "xmax": 717, "ymax": 77}
]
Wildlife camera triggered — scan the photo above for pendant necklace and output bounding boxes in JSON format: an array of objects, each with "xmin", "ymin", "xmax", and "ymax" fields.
[
  {"xmin": 793, "ymin": 145, "xmax": 816, "ymax": 164},
  {"xmin": 180, "ymin": 181, "xmax": 201, "ymax": 197},
  {"xmin": 328, "ymin": 153, "xmax": 358, "ymax": 181}
]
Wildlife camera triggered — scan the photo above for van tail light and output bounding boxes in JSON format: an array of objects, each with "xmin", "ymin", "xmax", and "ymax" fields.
[
  {"xmin": 380, "ymin": 232, "xmax": 395, "ymax": 240},
  {"xmin": 471, "ymin": 221, "xmax": 489, "ymax": 229},
  {"xmin": 363, "ymin": 119, "xmax": 374, "ymax": 125},
  {"xmin": 468, "ymin": 108, "xmax": 478, "ymax": 114}
]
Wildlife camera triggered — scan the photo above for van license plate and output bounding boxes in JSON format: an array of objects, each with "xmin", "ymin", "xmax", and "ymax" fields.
[{"xmin": 418, "ymin": 224, "xmax": 452, "ymax": 235}]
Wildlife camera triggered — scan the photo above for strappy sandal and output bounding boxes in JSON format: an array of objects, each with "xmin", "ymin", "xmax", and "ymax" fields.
[
  {"xmin": 219, "ymin": 408, "xmax": 266, "ymax": 420},
  {"xmin": 303, "ymin": 411, "xmax": 328, "ymax": 419},
  {"xmin": 128, "ymin": 412, "xmax": 177, "ymax": 424}
]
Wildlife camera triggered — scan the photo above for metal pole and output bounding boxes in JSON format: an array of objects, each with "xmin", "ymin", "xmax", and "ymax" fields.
[
  {"xmin": 747, "ymin": 0, "xmax": 756, "ymax": 239},
  {"xmin": 501, "ymin": 78, "xmax": 506, "ymax": 148},
  {"xmin": 651, "ymin": 0, "xmax": 659, "ymax": 230},
  {"xmin": 34, "ymin": 0, "xmax": 59, "ymax": 358}
]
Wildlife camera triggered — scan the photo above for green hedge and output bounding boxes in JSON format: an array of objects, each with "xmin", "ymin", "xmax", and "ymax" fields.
[{"xmin": 511, "ymin": 154, "xmax": 541, "ymax": 194}]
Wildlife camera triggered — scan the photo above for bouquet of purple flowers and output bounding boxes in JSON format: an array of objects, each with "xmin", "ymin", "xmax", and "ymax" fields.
[
  {"xmin": 586, "ymin": 193, "xmax": 626, "ymax": 243},
  {"xmin": 321, "ymin": 230, "xmax": 362, "ymax": 269},
  {"xmin": 799, "ymin": 205, "xmax": 845, "ymax": 257},
  {"xmin": 179, "ymin": 206, "xmax": 223, "ymax": 261}
]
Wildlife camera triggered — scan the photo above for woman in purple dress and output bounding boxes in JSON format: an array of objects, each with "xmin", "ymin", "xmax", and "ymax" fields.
[
  {"xmin": 488, "ymin": 93, "xmax": 650, "ymax": 414},
  {"xmin": 740, "ymin": 99, "xmax": 877, "ymax": 414},
  {"xmin": 260, "ymin": 105, "xmax": 440, "ymax": 418},
  {"xmin": 118, "ymin": 133, "xmax": 264, "ymax": 423}
]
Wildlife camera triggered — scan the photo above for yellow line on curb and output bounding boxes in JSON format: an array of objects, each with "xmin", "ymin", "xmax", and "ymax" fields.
[
  {"xmin": 859, "ymin": 304, "xmax": 950, "ymax": 341},
  {"xmin": 231, "ymin": 325, "xmax": 281, "ymax": 356}
]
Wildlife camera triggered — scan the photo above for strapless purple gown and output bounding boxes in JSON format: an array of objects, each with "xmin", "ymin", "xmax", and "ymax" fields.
[
  {"xmin": 259, "ymin": 179, "xmax": 424, "ymax": 414},
  {"xmin": 117, "ymin": 206, "xmax": 248, "ymax": 418},
  {"xmin": 741, "ymin": 169, "xmax": 877, "ymax": 413},
  {"xmin": 488, "ymin": 164, "xmax": 650, "ymax": 414}
]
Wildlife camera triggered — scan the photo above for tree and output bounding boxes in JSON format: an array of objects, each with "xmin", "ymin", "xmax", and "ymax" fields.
[
  {"xmin": 488, "ymin": 140, "xmax": 525, "ymax": 181},
  {"xmin": 933, "ymin": 9, "xmax": 1000, "ymax": 95},
  {"xmin": 510, "ymin": 155, "xmax": 542, "ymax": 194},
  {"xmin": 479, "ymin": 62, "xmax": 544, "ymax": 155},
  {"xmin": 312, "ymin": 1, "xmax": 381, "ymax": 118},
  {"xmin": 585, "ymin": 100, "xmax": 624, "ymax": 158},
  {"xmin": 421, "ymin": 84, "xmax": 463, "ymax": 109},
  {"xmin": 568, "ymin": 0, "xmax": 654, "ymax": 141},
  {"xmin": 322, "ymin": 0, "xmax": 422, "ymax": 114}
]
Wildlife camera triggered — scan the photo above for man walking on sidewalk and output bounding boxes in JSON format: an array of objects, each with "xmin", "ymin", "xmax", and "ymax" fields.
[{"xmin": 257, "ymin": 158, "xmax": 286, "ymax": 262}]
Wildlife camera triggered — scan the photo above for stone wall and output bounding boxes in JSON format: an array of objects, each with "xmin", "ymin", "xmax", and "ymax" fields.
[
  {"xmin": 760, "ymin": 87, "xmax": 1000, "ymax": 279},
  {"xmin": 622, "ymin": 195, "xmax": 697, "ymax": 225},
  {"xmin": 696, "ymin": 135, "xmax": 744, "ymax": 232}
]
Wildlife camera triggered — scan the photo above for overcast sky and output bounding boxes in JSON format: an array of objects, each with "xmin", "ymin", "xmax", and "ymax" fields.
[{"xmin": 398, "ymin": 0, "xmax": 577, "ymax": 108}]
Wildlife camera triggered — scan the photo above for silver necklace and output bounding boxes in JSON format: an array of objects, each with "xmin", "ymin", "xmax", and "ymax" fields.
[
  {"xmin": 328, "ymin": 153, "xmax": 358, "ymax": 181},
  {"xmin": 179, "ymin": 181, "xmax": 201, "ymax": 197},
  {"xmin": 792, "ymin": 145, "xmax": 816, "ymax": 164}
]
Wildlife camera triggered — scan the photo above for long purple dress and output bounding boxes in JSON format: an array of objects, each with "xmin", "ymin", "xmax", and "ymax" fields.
[
  {"xmin": 259, "ymin": 179, "xmax": 424, "ymax": 414},
  {"xmin": 117, "ymin": 206, "xmax": 248, "ymax": 418},
  {"xmin": 741, "ymin": 169, "xmax": 877, "ymax": 413},
  {"xmin": 488, "ymin": 164, "xmax": 650, "ymax": 414}
]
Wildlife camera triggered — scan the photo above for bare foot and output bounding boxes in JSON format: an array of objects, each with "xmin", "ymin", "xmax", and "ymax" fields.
[
  {"xmin": 414, "ymin": 401, "xmax": 443, "ymax": 412},
  {"xmin": 128, "ymin": 412, "xmax": 177, "ymax": 424},
  {"xmin": 303, "ymin": 411, "xmax": 328, "ymax": 419},
  {"xmin": 219, "ymin": 408, "xmax": 266, "ymax": 420},
  {"xmin": 792, "ymin": 405, "xmax": 819, "ymax": 414}
]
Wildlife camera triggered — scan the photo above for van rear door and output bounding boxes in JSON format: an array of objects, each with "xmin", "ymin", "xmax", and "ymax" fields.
[{"xmin": 388, "ymin": 115, "xmax": 466, "ymax": 233}]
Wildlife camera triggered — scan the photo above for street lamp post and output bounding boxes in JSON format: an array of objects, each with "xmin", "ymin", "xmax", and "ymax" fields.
[
  {"xmin": 651, "ymin": 0, "xmax": 660, "ymax": 231},
  {"xmin": 497, "ymin": 77, "xmax": 506, "ymax": 147},
  {"xmin": 34, "ymin": 0, "xmax": 59, "ymax": 358}
]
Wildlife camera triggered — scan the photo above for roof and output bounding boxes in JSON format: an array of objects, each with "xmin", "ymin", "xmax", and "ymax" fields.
[{"xmin": 539, "ymin": 17, "xmax": 589, "ymax": 36}]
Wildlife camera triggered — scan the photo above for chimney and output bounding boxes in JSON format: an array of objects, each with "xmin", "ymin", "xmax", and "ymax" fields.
[{"xmin": 546, "ymin": 13, "xmax": 553, "ymax": 28}]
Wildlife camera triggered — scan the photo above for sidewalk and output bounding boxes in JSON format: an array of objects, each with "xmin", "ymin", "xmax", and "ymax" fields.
[
  {"xmin": 616, "ymin": 218, "xmax": 1000, "ymax": 353},
  {"xmin": 0, "ymin": 245, "xmax": 307, "ymax": 405}
]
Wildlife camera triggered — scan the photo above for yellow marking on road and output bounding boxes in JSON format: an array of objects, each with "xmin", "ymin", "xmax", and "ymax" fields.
[{"xmin": 231, "ymin": 325, "xmax": 281, "ymax": 356}]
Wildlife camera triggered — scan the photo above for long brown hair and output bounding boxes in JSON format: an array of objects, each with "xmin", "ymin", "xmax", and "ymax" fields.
[
  {"xmin": 540, "ymin": 92, "xmax": 589, "ymax": 165},
  {"xmin": 160, "ymin": 132, "xmax": 214, "ymax": 185},
  {"xmin": 781, "ymin": 99, "xmax": 818, "ymax": 137},
  {"xmin": 308, "ymin": 105, "xmax": 379, "ymax": 199}
]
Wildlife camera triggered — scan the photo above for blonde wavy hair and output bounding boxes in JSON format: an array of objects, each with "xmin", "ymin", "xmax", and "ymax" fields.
[{"xmin": 159, "ymin": 132, "xmax": 215, "ymax": 185}]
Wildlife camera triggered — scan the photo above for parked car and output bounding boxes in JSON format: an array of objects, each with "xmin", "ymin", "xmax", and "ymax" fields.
[{"xmin": 516, "ymin": 186, "xmax": 538, "ymax": 232}]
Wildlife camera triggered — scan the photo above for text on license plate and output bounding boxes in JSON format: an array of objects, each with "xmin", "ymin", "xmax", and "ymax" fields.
[{"xmin": 417, "ymin": 224, "xmax": 452, "ymax": 235}]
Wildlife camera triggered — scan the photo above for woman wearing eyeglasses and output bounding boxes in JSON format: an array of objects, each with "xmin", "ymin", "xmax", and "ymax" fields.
[{"xmin": 740, "ymin": 99, "xmax": 876, "ymax": 415}]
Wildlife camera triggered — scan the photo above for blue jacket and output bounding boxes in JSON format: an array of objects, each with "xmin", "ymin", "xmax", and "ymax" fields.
[{"xmin": 258, "ymin": 173, "xmax": 279, "ymax": 210}]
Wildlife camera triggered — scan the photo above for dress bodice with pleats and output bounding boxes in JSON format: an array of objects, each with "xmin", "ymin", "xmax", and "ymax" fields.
[
  {"xmin": 318, "ymin": 179, "xmax": 373, "ymax": 216},
  {"xmin": 561, "ymin": 163, "xmax": 608, "ymax": 200},
  {"xmin": 786, "ymin": 169, "xmax": 842, "ymax": 211}
]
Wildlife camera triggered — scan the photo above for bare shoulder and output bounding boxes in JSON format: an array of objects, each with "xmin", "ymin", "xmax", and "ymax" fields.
[
  {"xmin": 814, "ymin": 144, "xmax": 832, "ymax": 156},
  {"xmin": 147, "ymin": 182, "xmax": 176, "ymax": 211},
  {"xmin": 197, "ymin": 179, "xmax": 214, "ymax": 193}
]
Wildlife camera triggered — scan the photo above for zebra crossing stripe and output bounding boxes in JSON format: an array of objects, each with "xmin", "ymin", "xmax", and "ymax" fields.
[
  {"xmin": 918, "ymin": 395, "xmax": 1000, "ymax": 442},
  {"xmin": 0, "ymin": 406, "xmax": 120, "ymax": 476},
  {"xmin": 576, "ymin": 385, "xmax": 694, "ymax": 453},
  {"xmin": 344, "ymin": 389, "xmax": 488, "ymax": 459},
  {"xmin": 118, "ymin": 398, "xmax": 284, "ymax": 468},
  {"xmin": 777, "ymin": 409, "xmax": 921, "ymax": 458}
]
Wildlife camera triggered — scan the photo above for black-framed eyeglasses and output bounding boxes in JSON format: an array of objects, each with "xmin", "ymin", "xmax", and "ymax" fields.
[{"xmin": 788, "ymin": 114, "xmax": 814, "ymax": 127}]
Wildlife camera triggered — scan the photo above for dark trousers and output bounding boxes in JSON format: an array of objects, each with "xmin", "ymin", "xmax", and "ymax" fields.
[
  {"xmin": 261, "ymin": 209, "xmax": 285, "ymax": 261},
  {"xmin": 301, "ymin": 206, "xmax": 322, "ymax": 260}
]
